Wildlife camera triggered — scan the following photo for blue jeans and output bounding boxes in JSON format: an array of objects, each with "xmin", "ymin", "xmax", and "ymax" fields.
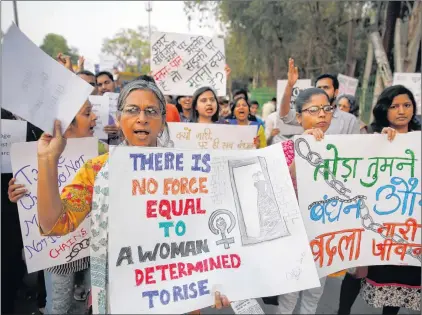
[{"xmin": 44, "ymin": 268, "xmax": 90, "ymax": 314}]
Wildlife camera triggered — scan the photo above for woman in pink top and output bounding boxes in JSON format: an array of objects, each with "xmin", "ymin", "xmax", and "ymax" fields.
[{"xmin": 278, "ymin": 87, "xmax": 335, "ymax": 314}]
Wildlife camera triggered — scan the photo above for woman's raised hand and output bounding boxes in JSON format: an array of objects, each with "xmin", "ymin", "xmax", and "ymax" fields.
[
  {"xmin": 303, "ymin": 127, "xmax": 325, "ymax": 141},
  {"xmin": 37, "ymin": 120, "xmax": 67, "ymax": 160},
  {"xmin": 381, "ymin": 127, "xmax": 397, "ymax": 142}
]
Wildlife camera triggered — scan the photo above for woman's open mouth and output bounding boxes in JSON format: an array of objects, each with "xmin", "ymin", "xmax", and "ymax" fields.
[{"xmin": 134, "ymin": 129, "xmax": 150, "ymax": 140}]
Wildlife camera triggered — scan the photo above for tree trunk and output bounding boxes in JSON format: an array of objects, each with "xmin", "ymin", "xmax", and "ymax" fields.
[
  {"xmin": 370, "ymin": 31, "xmax": 393, "ymax": 87},
  {"xmin": 371, "ymin": 68, "xmax": 384, "ymax": 123},
  {"xmin": 345, "ymin": 9, "xmax": 356, "ymax": 76},
  {"xmin": 382, "ymin": 1, "xmax": 401, "ymax": 68},
  {"xmin": 360, "ymin": 39, "xmax": 374, "ymax": 125},
  {"xmin": 394, "ymin": 18, "xmax": 404, "ymax": 72},
  {"xmin": 404, "ymin": 1, "xmax": 422, "ymax": 72}
]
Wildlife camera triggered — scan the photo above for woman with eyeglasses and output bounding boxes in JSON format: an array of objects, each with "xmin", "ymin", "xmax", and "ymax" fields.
[
  {"xmin": 275, "ymin": 87, "xmax": 335, "ymax": 314},
  {"xmin": 34, "ymin": 80, "xmax": 229, "ymax": 314},
  {"xmin": 336, "ymin": 94, "xmax": 368, "ymax": 134}
]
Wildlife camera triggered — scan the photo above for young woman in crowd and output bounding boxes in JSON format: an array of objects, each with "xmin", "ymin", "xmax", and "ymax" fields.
[
  {"xmin": 277, "ymin": 87, "xmax": 336, "ymax": 314},
  {"xmin": 8, "ymin": 99, "xmax": 104, "ymax": 314},
  {"xmin": 336, "ymin": 94, "xmax": 368, "ymax": 133},
  {"xmin": 229, "ymin": 97, "xmax": 267, "ymax": 149},
  {"xmin": 175, "ymin": 95, "xmax": 193, "ymax": 122},
  {"xmin": 33, "ymin": 80, "xmax": 229, "ymax": 314},
  {"xmin": 190, "ymin": 86, "xmax": 224, "ymax": 124},
  {"xmin": 336, "ymin": 85, "xmax": 421, "ymax": 315}
]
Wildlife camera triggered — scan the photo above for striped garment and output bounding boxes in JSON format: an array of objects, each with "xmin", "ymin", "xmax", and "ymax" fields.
[{"xmin": 45, "ymin": 257, "xmax": 89, "ymax": 275}]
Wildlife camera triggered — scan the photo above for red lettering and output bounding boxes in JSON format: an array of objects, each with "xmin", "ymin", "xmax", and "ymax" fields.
[
  {"xmin": 156, "ymin": 264, "xmax": 169, "ymax": 281},
  {"xmin": 49, "ymin": 249, "xmax": 59, "ymax": 259},
  {"xmin": 146, "ymin": 200, "xmax": 158, "ymax": 218},
  {"xmin": 221, "ymin": 255, "xmax": 230, "ymax": 268},
  {"xmin": 230, "ymin": 254, "xmax": 241, "ymax": 268},
  {"xmin": 169, "ymin": 263, "xmax": 178, "ymax": 280},
  {"xmin": 177, "ymin": 262, "xmax": 187, "ymax": 277},
  {"xmin": 196, "ymin": 198, "xmax": 206, "ymax": 214},
  {"xmin": 209, "ymin": 256, "xmax": 221, "ymax": 270},
  {"xmin": 184, "ymin": 199, "xmax": 195, "ymax": 215},
  {"xmin": 145, "ymin": 267, "xmax": 156, "ymax": 284},
  {"xmin": 171, "ymin": 200, "xmax": 183, "ymax": 216},
  {"xmin": 135, "ymin": 269, "xmax": 144, "ymax": 286},
  {"xmin": 159, "ymin": 200, "xmax": 172, "ymax": 219}
]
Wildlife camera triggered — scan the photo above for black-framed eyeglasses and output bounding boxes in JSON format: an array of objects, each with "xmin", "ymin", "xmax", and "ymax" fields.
[
  {"xmin": 89, "ymin": 82, "xmax": 96, "ymax": 87},
  {"xmin": 121, "ymin": 106, "xmax": 162, "ymax": 119},
  {"xmin": 302, "ymin": 105, "xmax": 335, "ymax": 115}
]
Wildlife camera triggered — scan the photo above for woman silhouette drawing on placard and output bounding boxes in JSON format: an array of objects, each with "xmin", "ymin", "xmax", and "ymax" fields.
[{"xmin": 253, "ymin": 171, "xmax": 281, "ymax": 237}]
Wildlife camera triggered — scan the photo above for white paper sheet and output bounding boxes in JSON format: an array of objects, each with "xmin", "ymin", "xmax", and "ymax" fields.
[
  {"xmin": 167, "ymin": 123, "xmax": 257, "ymax": 150},
  {"xmin": 10, "ymin": 138, "xmax": 98, "ymax": 273},
  {"xmin": 150, "ymin": 31, "xmax": 227, "ymax": 96},
  {"xmin": 108, "ymin": 145, "xmax": 320, "ymax": 314},
  {"xmin": 295, "ymin": 133, "xmax": 421, "ymax": 277},
  {"xmin": 1, "ymin": 119, "xmax": 27, "ymax": 173},
  {"xmin": 337, "ymin": 74, "xmax": 359, "ymax": 96},
  {"xmin": 1, "ymin": 24, "xmax": 94, "ymax": 134},
  {"xmin": 277, "ymin": 79, "xmax": 312, "ymax": 111},
  {"xmin": 89, "ymin": 95, "xmax": 109, "ymax": 140}
]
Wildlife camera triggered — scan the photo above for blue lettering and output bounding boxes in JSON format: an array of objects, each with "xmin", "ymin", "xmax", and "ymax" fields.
[
  {"xmin": 24, "ymin": 214, "xmax": 39, "ymax": 236},
  {"xmin": 197, "ymin": 279, "xmax": 210, "ymax": 296},
  {"xmin": 309, "ymin": 195, "xmax": 363, "ymax": 223},
  {"xmin": 159, "ymin": 289, "xmax": 170, "ymax": 305},
  {"xmin": 373, "ymin": 177, "xmax": 421, "ymax": 216},
  {"xmin": 154, "ymin": 153, "xmax": 163, "ymax": 171},
  {"xmin": 172, "ymin": 286, "xmax": 184, "ymax": 302},
  {"xmin": 142, "ymin": 290, "xmax": 159, "ymax": 308},
  {"xmin": 175, "ymin": 220, "xmax": 186, "ymax": 236},
  {"xmin": 159, "ymin": 221, "xmax": 174, "ymax": 237}
]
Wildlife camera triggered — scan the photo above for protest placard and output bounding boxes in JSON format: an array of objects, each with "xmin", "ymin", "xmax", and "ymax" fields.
[
  {"xmin": 168, "ymin": 123, "xmax": 256, "ymax": 150},
  {"xmin": 99, "ymin": 54, "xmax": 118, "ymax": 72},
  {"xmin": 294, "ymin": 133, "xmax": 421, "ymax": 277},
  {"xmin": 1, "ymin": 24, "xmax": 93, "ymax": 134},
  {"xmin": 89, "ymin": 95, "xmax": 109, "ymax": 140},
  {"xmin": 150, "ymin": 31, "xmax": 226, "ymax": 96},
  {"xmin": 108, "ymin": 144, "xmax": 320, "ymax": 314},
  {"xmin": 11, "ymin": 138, "xmax": 98, "ymax": 273},
  {"xmin": 276, "ymin": 79, "xmax": 312, "ymax": 111},
  {"xmin": 337, "ymin": 74, "xmax": 359, "ymax": 96},
  {"xmin": 393, "ymin": 72, "xmax": 421, "ymax": 115},
  {"xmin": 1, "ymin": 119, "xmax": 27, "ymax": 173},
  {"xmin": 104, "ymin": 92, "xmax": 119, "ymax": 124}
]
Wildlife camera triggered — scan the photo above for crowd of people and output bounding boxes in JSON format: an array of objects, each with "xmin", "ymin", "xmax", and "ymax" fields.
[{"xmin": 2, "ymin": 53, "xmax": 421, "ymax": 315}]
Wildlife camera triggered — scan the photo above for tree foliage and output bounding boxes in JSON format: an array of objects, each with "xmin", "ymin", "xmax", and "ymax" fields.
[
  {"xmin": 40, "ymin": 33, "xmax": 79, "ymax": 64},
  {"xmin": 101, "ymin": 26, "xmax": 154, "ymax": 72}
]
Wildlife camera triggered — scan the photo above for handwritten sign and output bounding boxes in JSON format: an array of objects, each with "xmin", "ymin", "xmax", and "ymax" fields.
[
  {"xmin": 10, "ymin": 138, "xmax": 98, "ymax": 273},
  {"xmin": 1, "ymin": 119, "xmax": 27, "ymax": 173},
  {"xmin": 338, "ymin": 74, "xmax": 359, "ymax": 96},
  {"xmin": 150, "ymin": 31, "xmax": 226, "ymax": 96},
  {"xmin": 294, "ymin": 133, "xmax": 421, "ymax": 277},
  {"xmin": 231, "ymin": 299, "xmax": 265, "ymax": 314},
  {"xmin": 89, "ymin": 95, "xmax": 109, "ymax": 140},
  {"xmin": 393, "ymin": 73, "xmax": 421, "ymax": 115},
  {"xmin": 108, "ymin": 145, "xmax": 320, "ymax": 314},
  {"xmin": 168, "ymin": 123, "xmax": 257, "ymax": 150},
  {"xmin": 1, "ymin": 24, "xmax": 94, "ymax": 134},
  {"xmin": 277, "ymin": 79, "xmax": 312, "ymax": 111}
]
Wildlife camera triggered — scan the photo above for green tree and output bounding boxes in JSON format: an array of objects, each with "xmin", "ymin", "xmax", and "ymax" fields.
[
  {"xmin": 101, "ymin": 26, "xmax": 153, "ymax": 73},
  {"xmin": 40, "ymin": 33, "xmax": 79, "ymax": 64}
]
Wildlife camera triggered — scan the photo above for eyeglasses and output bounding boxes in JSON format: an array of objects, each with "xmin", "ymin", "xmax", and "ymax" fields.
[
  {"xmin": 121, "ymin": 106, "xmax": 162, "ymax": 119},
  {"xmin": 302, "ymin": 105, "xmax": 335, "ymax": 115},
  {"xmin": 89, "ymin": 82, "xmax": 96, "ymax": 87}
]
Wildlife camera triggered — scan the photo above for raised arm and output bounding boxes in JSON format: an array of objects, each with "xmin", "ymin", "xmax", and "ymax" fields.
[
  {"xmin": 279, "ymin": 58, "xmax": 299, "ymax": 118},
  {"xmin": 37, "ymin": 120, "xmax": 67, "ymax": 232}
]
